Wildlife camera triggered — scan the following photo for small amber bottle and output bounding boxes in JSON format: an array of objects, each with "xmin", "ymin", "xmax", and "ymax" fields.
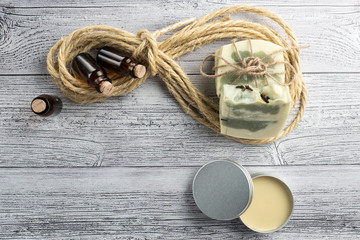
[
  {"xmin": 72, "ymin": 53, "xmax": 114, "ymax": 96},
  {"xmin": 97, "ymin": 47, "xmax": 146, "ymax": 78},
  {"xmin": 31, "ymin": 95, "xmax": 62, "ymax": 117}
]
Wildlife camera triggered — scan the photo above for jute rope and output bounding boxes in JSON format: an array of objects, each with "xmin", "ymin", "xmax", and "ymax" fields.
[{"xmin": 47, "ymin": 5, "xmax": 307, "ymax": 144}]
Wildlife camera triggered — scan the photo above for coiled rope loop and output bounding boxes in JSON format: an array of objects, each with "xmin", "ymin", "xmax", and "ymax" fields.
[
  {"xmin": 47, "ymin": 5, "xmax": 307, "ymax": 144},
  {"xmin": 134, "ymin": 29, "xmax": 158, "ymax": 76}
]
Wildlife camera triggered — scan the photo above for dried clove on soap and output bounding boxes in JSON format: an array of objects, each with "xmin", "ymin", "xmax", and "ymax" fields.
[
  {"xmin": 245, "ymin": 85, "xmax": 253, "ymax": 91},
  {"xmin": 260, "ymin": 93, "xmax": 270, "ymax": 103},
  {"xmin": 236, "ymin": 85, "xmax": 253, "ymax": 92}
]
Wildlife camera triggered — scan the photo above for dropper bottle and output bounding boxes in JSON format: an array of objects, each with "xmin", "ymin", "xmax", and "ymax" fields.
[
  {"xmin": 72, "ymin": 53, "xmax": 114, "ymax": 96},
  {"xmin": 31, "ymin": 94, "xmax": 62, "ymax": 117},
  {"xmin": 97, "ymin": 47, "xmax": 146, "ymax": 79}
]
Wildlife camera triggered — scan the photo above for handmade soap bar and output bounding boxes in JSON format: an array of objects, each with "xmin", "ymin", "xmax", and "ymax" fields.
[{"xmin": 215, "ymin": 40, "xmax": 291, "ymax": 139}]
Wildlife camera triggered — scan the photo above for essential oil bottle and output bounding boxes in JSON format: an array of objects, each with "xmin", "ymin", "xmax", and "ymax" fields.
[
  {"xmin": 97, "ymin": 47, "xmax": 146, "ymax": 79},
  {"xmin": 31, "ymin": 94, "xmax": 62, "ymax": 117},
  {"xmin": 72, "ymin": 53, "xmax": 114, "ymax": 96}
]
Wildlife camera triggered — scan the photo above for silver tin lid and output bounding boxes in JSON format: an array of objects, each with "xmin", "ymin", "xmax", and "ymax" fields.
[{"xmin": 192, "ymin": 160, "xmax": 253, "ymax": 220}]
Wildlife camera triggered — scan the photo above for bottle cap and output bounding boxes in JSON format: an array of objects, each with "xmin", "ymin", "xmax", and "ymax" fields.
[
  {"xmin": 133, "ymin": 64, "xmax": 146, "ymax": 78},
  {"xmin": 31, "ymin": 98, "xmax": 48, "ymax": 114},
  {"xmin": 99, "ymin": 80, "xmax": 114, "ymax": 96}
]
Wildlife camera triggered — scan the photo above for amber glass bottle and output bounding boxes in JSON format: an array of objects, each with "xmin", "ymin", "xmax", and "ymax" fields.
[
  {"xmin": 72, "ymin": 53, "xmax": 114, "ymax": 96},
  {"xmin": 97, "ymin": 47, "xmax": 146, "ymax": 78},
  {"xmin": 31, "ymin": 95, "xmax": 62, "ymax": 117}
]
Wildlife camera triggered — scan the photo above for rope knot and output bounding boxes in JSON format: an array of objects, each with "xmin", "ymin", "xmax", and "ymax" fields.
[
  {"xmin": 200, "ymin": 39, "xmax": 300, "ymax": 87},
  {"xmin": 133, "ymin": 29, "xmax": 159, "ymax": 76},
  {"xmin": 241, "ymin": 56, "xmax": 267, "ymax": 75}
]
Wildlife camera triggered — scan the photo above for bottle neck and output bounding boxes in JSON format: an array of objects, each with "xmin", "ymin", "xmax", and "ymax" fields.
[
  {"xmin": 94, "ymin": 75, "xmax": 107, "ymax": 86},
  {"xmin": 94, "ymin": 77, "xmax": 112, "ymax": 93}
]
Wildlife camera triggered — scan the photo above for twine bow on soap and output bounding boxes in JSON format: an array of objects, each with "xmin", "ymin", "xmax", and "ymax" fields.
[
  {"xmin": 200, "ymin": 39, "xmax": 300, "ymax": 88},
  {"xmin": 46, "ymin": 5, "xmax": 307, "ymax": 144}
]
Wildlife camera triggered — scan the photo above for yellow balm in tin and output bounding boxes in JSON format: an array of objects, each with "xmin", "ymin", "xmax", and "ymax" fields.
[
  {"xmin": 240, "ymin": 176, "xmax": 293, "ymax": 233},
  {"xmin": 192, "ymin": 161, "xmax": 294, "ymax": 233}
]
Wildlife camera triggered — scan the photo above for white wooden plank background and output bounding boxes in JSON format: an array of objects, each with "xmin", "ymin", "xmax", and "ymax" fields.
[
  {"xmin": 0, "ymin": 0, "xmax": 359, "ymax": 239},
  {"xmin": 0, "ymin": 166, "xmax": 359, "ymax": 239}
]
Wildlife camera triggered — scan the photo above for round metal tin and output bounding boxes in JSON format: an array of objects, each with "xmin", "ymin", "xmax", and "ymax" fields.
[
  {"xmin": 192, "ymin": 160, "xmax": 253, "ymax": 220},
  {"xmin": 239, "ymin": 174, "xmax": 294, "ymax": 233}
]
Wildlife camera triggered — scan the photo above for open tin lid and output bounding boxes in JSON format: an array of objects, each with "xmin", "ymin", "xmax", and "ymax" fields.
[{"xmin": 192, "ymin": 160, "xmax": 254, "ymax": 220}]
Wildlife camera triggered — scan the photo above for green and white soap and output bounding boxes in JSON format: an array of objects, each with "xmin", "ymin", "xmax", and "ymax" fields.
[{"xmin": 215, "ymin": 39, "xmax": 291, "ymax": 139}]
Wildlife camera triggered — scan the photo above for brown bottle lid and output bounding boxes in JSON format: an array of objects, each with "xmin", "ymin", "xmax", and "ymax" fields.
[
  {"xmin": 31, "ymin": 99, "xmax": 47, "ymax": 113},
  {"xmin": 134, "ymin": 64, "xmax": 146, "ymax": 78},
  {"xmin": 99, "ymin": 81, "xmax": 114, "ymax": 96}
]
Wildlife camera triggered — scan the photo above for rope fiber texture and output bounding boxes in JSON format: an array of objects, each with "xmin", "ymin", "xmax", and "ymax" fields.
[{"xmin": 47, "ymin": 6, "xmax": 307, "ymax": 144}]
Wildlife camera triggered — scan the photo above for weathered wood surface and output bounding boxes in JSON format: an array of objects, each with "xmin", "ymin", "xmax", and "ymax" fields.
[
  {"xmin": 0, "ymin": 73, "xmax": 360, "ymax": 167},
  {"xmin": 0, "ymin": 0, "xmax": 359, "ymax": 239},
  {"xmin": 0, "ymin": 166, "xmax": 359, "ymax": 239},
  {"xmin": 0, "ymin": 2, "xmax": 359, "ymax": 74}
]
